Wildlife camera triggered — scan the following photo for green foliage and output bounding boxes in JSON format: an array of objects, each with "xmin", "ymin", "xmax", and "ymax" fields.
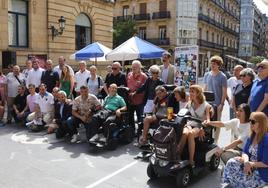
[
  {"xmin": 113, "ymin": 19, "xmax": 137, "ymax": 48},
  {"xmin": 249, "ymin": 56, "xmax": 266, "ymax": 65}
]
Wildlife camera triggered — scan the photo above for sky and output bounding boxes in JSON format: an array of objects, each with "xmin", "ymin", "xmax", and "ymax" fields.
[{"xmin": 253, "ymin": 0, "xmax": 268, "ymax": 15}]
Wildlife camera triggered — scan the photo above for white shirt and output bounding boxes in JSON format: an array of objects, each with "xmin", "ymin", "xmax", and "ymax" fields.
[
  {"xmin": 227, "ymin": 76, "xmax": 242, "ymax": 101},
  {"xmin": 74, "ymin": 70, "xmax": 90, "ymax": 92},
  {"xmin": 35, "ymin": 92, "xmax": 54, "ymax": 113},
  {"xmin": 22, "ymin": 68, "xmax": 32, "ymax": 78},
  {"xmin": 223, "ymin": 118, "xmax": 250, "ymax": 149},
  {"xmin": 53, "ymin": 64, "xmax": 74, "ymax": 78},
  {"xmin": 26, "ymin": 68, "xmax": 44, "ymax": 88},
  {"xmin": 6, "ymin": 73, "xmax": 25, "ymax": 97}
]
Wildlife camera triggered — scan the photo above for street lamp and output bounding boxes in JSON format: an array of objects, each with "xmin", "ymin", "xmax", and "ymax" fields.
[{"xmin": 49, "ymin": 16, "xmax": 66, "ymax": 40}]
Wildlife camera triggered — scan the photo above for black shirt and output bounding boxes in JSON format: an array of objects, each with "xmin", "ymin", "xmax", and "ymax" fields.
[
  {"xmin": 41, "ymin": 70, "xmax": 59, "ymax": 92},
  {"xmin": 105, "ymin": 72, "xmax": 127, "ymax": 88},
  {"xmin": 14, "ymin": 93, "xmax": 27, "ymax": 112},
  {"xmin": 234, "ymin": 83, "xmax": 252, "ymax": 108}
]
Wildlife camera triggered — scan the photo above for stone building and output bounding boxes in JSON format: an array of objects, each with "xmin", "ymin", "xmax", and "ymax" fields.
[
  {"xmin": 114, "ymin": 0, "xmax": 240, "ymax": 76},
  {"xmin": 0, "ymin": 0, "xmax": 114, "ymax": 71}
]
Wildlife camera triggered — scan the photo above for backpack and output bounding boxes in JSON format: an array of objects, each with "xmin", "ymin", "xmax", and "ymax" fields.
[{"xmin": 153, "ymin": 125, "xmax": 178, "ymax": 161}]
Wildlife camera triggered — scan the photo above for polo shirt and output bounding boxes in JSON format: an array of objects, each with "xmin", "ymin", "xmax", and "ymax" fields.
[
  {"xmin": 105, "ymin": 72, "xmax": 127, "ymax": 88},
  {"xmin": 104, "ymin": 94, "xmax": 126, "ymax": 111},
  {"xmin": 26, "ymin": 68, "xmax": 44, "ymax": 88},
  {"xmin": 41, "ymin": 70, "xmax": 59, "ymax": 92},
  {"xmin": 35, "ymin": 92, "xmax": 54, "ymax": 113},
  {"xmin": 74, "ymin": 70, "xmax": 90, "ymax": 92},
  {"xmin": 250, "ymin": 77, "xmax": 268, "ymax": 115}
]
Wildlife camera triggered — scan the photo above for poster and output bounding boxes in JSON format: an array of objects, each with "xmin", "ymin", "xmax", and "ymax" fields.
[{"xmin": 174, "ymin": 45, "xmax": 199, "ymax": 88}]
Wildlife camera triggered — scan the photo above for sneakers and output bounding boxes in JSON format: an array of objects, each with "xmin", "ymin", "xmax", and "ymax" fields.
[
  {"xmin": 89, "ymin": 134, "xmax": 99, "ymax": 142},
  {"xmin": 99, "ymin": 135, "xmax": 107, "ymax": 143},
  {"xmin": 70, "ymin": 134, "xmax": 79, "ymax": 143}
]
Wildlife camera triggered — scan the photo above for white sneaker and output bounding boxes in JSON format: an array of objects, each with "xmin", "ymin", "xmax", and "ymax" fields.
[
  {"xmin": 89, "ymin": 134, "xmax": 99, "ymax": 142},
  {"xmin": 99, "ymin": 135, "xmax": 107, "ymax": 142},
  {"xmin": 71, "ymin": 134, "xmax": 79, "ymax": 143}
]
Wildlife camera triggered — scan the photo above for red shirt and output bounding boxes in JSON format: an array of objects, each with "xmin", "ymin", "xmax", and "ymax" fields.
[{"xmin": 127, "ymin": 72, "xmax": 147, "ymax": 105}]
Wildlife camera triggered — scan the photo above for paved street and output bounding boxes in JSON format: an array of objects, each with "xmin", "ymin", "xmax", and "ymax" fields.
[{"xmin": 0, "ymin": 101, "xmax": 231, "ymax": 188}]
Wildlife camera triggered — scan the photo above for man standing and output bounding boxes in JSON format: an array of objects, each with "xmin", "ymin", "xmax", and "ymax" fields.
[
  {"xmin": 26, "ymin": 59, "xmax": 44, "ymax": 91},
  {"xmin": 6, "ymin": 65, "xmax": 25, "ymax": 124},
  {"xmin": 204, "ymin": 55, "xmax": 227, "ymax": 143},
  {"xmin": 53, "ymin": 56, "xmax": 74, "ymax": 78},
  {"xmin": 22, "ymin": 59, "xmax": 32, "ymax": 79},
  {"xmin": 103, "ymin": 62, "xmax": 126, "ymax": 95},
  {"xmin": 41, "ymin": 59, "xmax": 60, "ymax": 93},
  {"xmin": 160, "ymin": 51, "xmax": 176, "ymax": 85},
  {"xmin": 74, "ymin": 61, "xmax": 90, "ymax": 96},
  {"xmin": 227, "ymin": 65, "xmax": 243, "ymax": 118},
  {"xmin": 127, "ymin": 60, "xmax": 147, "ymax": 129},
  {"xmin": 67, "ymin": 86, "xmax": 101, "ymax": 143}
]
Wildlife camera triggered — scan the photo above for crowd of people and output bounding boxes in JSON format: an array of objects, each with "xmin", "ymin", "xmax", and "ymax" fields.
[{"xmin": 0, "ymin": 52, "xmax": 267, "ymax": 187}]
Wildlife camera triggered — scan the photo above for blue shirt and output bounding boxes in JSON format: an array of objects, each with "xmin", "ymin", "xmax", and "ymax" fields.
[
  {"xmin": 204, "ymin": 71, "xmax": 227, "ymax": 105},
  {"xmin": 250, "ymin": 77, "xmax": 268, "ymax": 116}
]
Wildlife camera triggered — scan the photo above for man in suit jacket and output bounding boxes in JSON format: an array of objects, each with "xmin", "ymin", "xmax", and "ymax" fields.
[
  {"xmin": 160, "ymin": 51, "xmax": 176, "ymax": 85},
  {"xmin": 54, "ymin": 90, "xmax": 72, "ymax": 138}
]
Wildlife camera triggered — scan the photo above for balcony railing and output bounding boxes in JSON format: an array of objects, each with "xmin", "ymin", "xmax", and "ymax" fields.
[
  {"xmin": 147, "ymin": 38, "xmax": 170, "ymax": 45},
  {"xmin": 198, "ymin": 13, "xmax": 239, "ymax": 37},
  {"xmin": 210, "ymin": 0, "xmax": 240, "ymax": 21},
  {"xmin": 152, "ymin": 11, "xmax": 171, "ymax": 19},
  {"xmin": 133, "ymin": 13, "xmax": 150, "ymax": 21},
  {"xmin": 198, "ymin": 39, "xmax": 238, "ymax": 54},
  {"xmin": 114, "ymin": 15, "xmax": 133, "ymax": 21}
]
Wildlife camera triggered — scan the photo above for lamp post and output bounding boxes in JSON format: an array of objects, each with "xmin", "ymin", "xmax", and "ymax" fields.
[{"xmin": 49, "ymin": 16, "xmax": 66, "ymax": 40}]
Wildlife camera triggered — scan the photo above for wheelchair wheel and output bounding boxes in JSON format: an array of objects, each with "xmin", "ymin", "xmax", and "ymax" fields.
[
  {"xmin": 176, "ymin": 168, "xmax": 191, "ymax": 188},
  {"xmin": 121, "ymin": 126, "xmax": 134, "ymax": 144},
  {"xmin": 147, "ymin": 163, "xmax": 157, "ymax": 179},
  {"xmin": 106, "ymin": 139, "xmax": 118, "ymax": 150},
  {"xmin": 209, "ymin": 154, "xmax": 220, "ymax": 171}
]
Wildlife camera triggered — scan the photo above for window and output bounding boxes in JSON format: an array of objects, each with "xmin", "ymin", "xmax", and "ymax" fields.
[
  {"xmin": 140, "ymin": 3, "xmax": 147, "ymax": 14},
  {"xmin": 8, "ymin": 0, "xmax": 28, "ymax": 47},
  {"xmin": 206, "ymin": 30, "xmax": 209, "ymax": 41},
  {"xmin": 159, "ymin": 0, "xmax": 167, "ymax": 12},
  {"xmin": 139, "ymin": 27, "xmax": 146, "ymax": 39},
  {"xmin": 159, "ymin": 26, "xmax": 167, "ymax": 39},
  {"xmin": 123, "ymin": 6, "xmax": 129, "ymax": 17},
  {"xmin": 75, "ymin": 13, "xmax": 92, "ymax": 50},
  {"xmin": 212, "ymin": 32, "xmax": 214, "ymax": 43},
  {"xmin": 199, "ymin": 28, "xmax": 202, "ymax": 40}
]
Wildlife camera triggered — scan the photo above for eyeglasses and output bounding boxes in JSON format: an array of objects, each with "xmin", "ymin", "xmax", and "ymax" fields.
[{"xmin": 249, "ymin": 119, "xmax": 257, "ymax": 125}]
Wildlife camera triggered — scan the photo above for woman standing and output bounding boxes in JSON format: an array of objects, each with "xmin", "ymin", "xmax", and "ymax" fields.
[
  {"xmin": 60, "ymin": 65, "xmax": 74, "ymax": 98},
  {"xmin": 204, "ymin": 103, "xmax": 251, "ymax": 164},
  {"xmin": 223, "ymin": 112, "xmax": 268, "ymax": 187},
  {"xmin": 87, "ymin": 65, "xmax": 104, "ymax": 97}
]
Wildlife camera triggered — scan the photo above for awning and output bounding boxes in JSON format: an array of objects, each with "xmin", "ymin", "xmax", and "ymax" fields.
[{"xmin": 225, "ymin": 55, "xmax": 253, "ymax": 67}]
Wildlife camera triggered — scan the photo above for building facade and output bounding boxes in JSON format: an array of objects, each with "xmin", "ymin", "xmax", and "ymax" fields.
[
  {"xmin": 239, "ymin": 0, "xmax": 268, "ymax": 59},
  {"xmin": 114, "ymin": 0, "xmax": 240, "ymax": 76},
  {"xmin": 0, "ymin": 0, "xmax": 114, "ymax": 71}
]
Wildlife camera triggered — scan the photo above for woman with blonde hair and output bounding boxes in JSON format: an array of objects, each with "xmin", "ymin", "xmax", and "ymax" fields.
[
  {"xmin": 177, "ymin": 85, "xmax": 211, "ymax": 166},
  {"xmin": 223, "ymin": 112, "xmax": 268, "ymax": 187},
  {"xmin": 59, "ymin": 65, "xmax": 74, "ymax": 98}
]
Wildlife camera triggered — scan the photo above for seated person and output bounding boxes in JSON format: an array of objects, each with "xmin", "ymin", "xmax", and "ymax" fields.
[
  {"xmin": 49, "ymin": 90, "xmax": 72, "ymax": 137},
  {"xmin": 204, "ymin": 103, "xmax": 251, "ymax": 164},
  {"xmin": 168, "ymin": 86, "xmax": 188, "ymax": 114},
  {"xmin": 138, "ymin": 86, "xmax": 169, "ymax": 146},
  {"xmin": 27, "ymin": 84, "xmax": 54, "ymax": 130},
  {"xmin": 223, "ymin": 112, "xmax": 268, "ymax": 188},
  {"xmin": 26, "ymin": 84, "xmax": 38, "ymax": 114},
  {"xmin": 12, "ymin": 85, "xmax": 29, "ymax": 124},
  {"xmin": 177, "ymin": 85, "xmax": 211, "ymax": 166},
  {"xmin": 88, "ymin": 84, "xmax": 127, "ymax": 142},
  {"xmin": 67, "ymin": 85, "xmax": 101, "ymax": 143}
]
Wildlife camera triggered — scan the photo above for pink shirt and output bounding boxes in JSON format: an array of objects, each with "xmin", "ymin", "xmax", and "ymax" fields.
[
  {"xmin": 27, "ymin": 93, "xmax": 38, "ymax": 112},
  {"xmin": 127, "ymin": 72, "xmax": 147, "ymax": 92}
]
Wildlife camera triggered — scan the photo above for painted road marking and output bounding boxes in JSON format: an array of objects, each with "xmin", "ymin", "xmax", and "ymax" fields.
[{"xmin": 85, "ymin": 161, "xmax": 138, "ymax": 188}]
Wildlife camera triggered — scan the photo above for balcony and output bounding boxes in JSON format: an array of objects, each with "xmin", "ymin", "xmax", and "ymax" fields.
[
  {"xmin": 198, "ymin": 39, "xmax": 216, "ymax": 49},
  {"xmin": 147, "ymin": 38, "xmax": 170, "ymax": 45},
  {"xmin": 152, "ymin": 11, "xmax": 171, "ymax": 19},
  {"xmin": 133, "ymin": 13, "xmax": 150, "ymax": 21},
  {"xmin": 198, "ymin": 39, "xmax": 238, "ymax": 54},
  {"xmin": 114, "ymin": 15, "xmax": 133, "ymax": 21}
]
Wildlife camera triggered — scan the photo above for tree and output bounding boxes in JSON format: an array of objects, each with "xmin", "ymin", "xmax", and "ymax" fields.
[
  {"xmin": 249, "ymin": 56, "xmax": 265, "ymax": 65},
  {"xmin": 113, "ymin": 18, "xmax": 137, "ymax": 48}
]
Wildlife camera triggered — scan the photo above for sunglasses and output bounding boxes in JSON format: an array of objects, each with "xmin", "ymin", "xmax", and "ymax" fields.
[{"xmin": 249, "ymin": 119, "xmax": 257, "ymax": 125}]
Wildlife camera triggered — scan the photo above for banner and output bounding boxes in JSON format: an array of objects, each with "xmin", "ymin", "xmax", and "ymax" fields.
[{"xmin": 174, "ymin": 45, "xmax": 199, "ymax": 88}]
